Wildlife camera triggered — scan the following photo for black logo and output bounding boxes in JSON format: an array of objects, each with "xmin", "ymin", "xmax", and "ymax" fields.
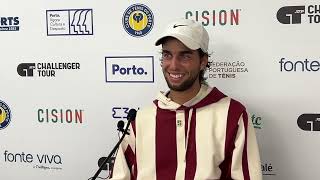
[
  {"xmin": 297, "ymin": 113, "xmax": 320, "ymax": 131},
  {"xmin": 0, "ymin": 16, "xmax": 20, "ymax": 31},
  {"xmin": 17, "ymin": 63, "xmax": 36, "ymax": 77},
  {"xmin": 173, "ymin": 24, "xmax": 187, "ymax": 28},
  {"xmin": 277, "ymin": 6, "xmax": 305, "ymax": 24}
]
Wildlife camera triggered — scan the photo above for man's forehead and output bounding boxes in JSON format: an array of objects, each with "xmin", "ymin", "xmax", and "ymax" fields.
[{"xmin": 161, "ymin": 38, "xmax": 194, "ymax": 52}]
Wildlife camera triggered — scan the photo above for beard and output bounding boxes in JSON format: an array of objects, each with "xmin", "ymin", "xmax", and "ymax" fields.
[{"xmin": 163, "ymin": 70, "xmax": 200, "ymax": 92}]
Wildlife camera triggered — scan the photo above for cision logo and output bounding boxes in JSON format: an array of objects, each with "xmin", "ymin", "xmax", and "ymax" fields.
[
  {"xmin": 185, "ymin": 8, "xmax": 241, "ymax": 26},
  {"xmin": 277, "ymin": 5, "xmax": 320, "ymax": 24},
  {"xmin": 46, "ymin": 9, "xmax": 93, "ymax": 36},
  {"xmin": 0, "ymin": 16, "xmax": 19, "ymax": 31},
  {"xmin": 37, "ymin": 108, "xmax": 84, "ymax": 124},
  {"xmin": 122, "ymin": 3, "xmax": 154, "ymax": 37},
  {"xmin": 0, "ymin": 100, "xmax": 11, "ymax": 130},
  {"xmin": 17, "ymin": 62, "xmax": 80, "ymax": 77},
  {"xmin": 207, "ymin": 60, "xmax": 248, "ymax": 79},
  {"xmin": 251, "ymin": 114, "xmax": 263, "ymax": 129},
  {"xmin": 297, "ymin": 113, "xmax": 320, "ymax": 131},
  {"xmin": 105, "ymin": 56, "xmax": 154, "ymax": 83},
  {"xmin": 279, "ymin": 58, "xmax": 320, "ymax": 72},
  {"xmin": 261, "ymin": 162, "xmax": 277, "ymax": 176},
  {"xmin": 3, "ymin": 150, "xmax": 63, "ymax": 171}
]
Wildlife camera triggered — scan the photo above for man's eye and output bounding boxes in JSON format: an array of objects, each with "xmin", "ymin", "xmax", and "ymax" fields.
[
  {"xmin": 182, "ymin": 54, "xmax": 192, "ymax": 60},
  {"xmin": 162, "ymin": 53, "xmax": 171, "ymax": 59}
]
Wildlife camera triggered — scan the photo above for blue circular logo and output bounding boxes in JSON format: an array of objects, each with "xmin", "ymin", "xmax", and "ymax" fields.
[
  {"xmin": 122, "ymin": 4, "xmax": 154, "ymax": 37},
  {"xmin": 0, "ymin": 100, "xmax": 11, "ymax": 130}
]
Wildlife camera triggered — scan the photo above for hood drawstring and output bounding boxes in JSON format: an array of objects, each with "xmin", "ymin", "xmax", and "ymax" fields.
[{"xmin": 185, "ymin": 108, "xmax": 193, "ymax": 162}]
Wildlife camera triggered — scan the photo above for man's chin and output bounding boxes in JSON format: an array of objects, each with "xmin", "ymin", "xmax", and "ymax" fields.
[{"xmin": 167, "ymin": 82, "xmax": 189, "ymax": 92}]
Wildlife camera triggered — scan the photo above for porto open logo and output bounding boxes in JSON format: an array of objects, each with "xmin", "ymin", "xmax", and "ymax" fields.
[
  {"xmin": 122, "ymin": 3, "xmax": 154, "ymax": 37},
  {"xmin": 0, "ymin": 100, "xmax": 11, "ymax": 130}
]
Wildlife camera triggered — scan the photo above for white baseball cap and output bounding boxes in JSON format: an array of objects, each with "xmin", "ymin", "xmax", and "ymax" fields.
[{"xmin": 155, "ymin": 19, "xmax": 209, "ymax": 54}]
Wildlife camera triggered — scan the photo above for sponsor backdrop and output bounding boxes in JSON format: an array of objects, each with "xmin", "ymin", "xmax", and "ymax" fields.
[{"xmin": 0, "ymin": 0, "xmax": 319, "ymax": 179}]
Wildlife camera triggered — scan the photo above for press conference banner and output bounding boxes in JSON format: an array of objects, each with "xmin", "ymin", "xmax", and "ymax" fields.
[{"xmin": 0, "ymin": 0, "xmax": 319, "ymax": 179}]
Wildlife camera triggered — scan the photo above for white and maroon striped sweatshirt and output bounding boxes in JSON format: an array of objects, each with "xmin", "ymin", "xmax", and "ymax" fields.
[{"xmin": 111, "ymin": 84, "xmax": 262, "ymax": 180}]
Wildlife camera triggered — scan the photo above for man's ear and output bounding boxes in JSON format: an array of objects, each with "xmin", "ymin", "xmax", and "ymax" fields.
[{"xmin": 200, "ymin": 55, "xmax": 208, "ymax": 70}]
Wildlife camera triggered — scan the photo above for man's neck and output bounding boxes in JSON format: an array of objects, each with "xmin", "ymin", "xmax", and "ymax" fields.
[{"xmin": 168, "ymin": 83, "xmax": 202, "ymax": 105}]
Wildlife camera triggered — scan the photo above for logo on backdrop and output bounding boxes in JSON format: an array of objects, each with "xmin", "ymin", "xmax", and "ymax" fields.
[
  {"xmin": 46, "ymin": 9, "xmax": 93, "ymax": 36},
  {"xmin": 17, "ymin": 62, "xmax": 80, "ymax": 77},
  {"xmin": 122, "ymin": 3, "xmax": 154, "ymax": 37},
  {"xmin": 251, "ymin": 114, "xmax": 263, "ymax": 129},
  {"xmin": 279, "ymin": 58, "xmax": 320, "ymax": 72},
  {"xmin": 207, "ymin": 60, "xmax": 249, "ymax": 79},
  {"xmin": 0, "ymin": 16, "xmax": 19, "ymax": 31},
  {"xmin": 105, "ymin": 56, "xmax": 154, "ymax": 83},
  {"xmin": 112, "ymin": 107, "xmax": 140, "ymax": 120},
  {"xmin": 261, "ymin": 162, "xmax": 277, "ymax": 176},
  {"xmin": 297, "ymin": 113, "xmax": 320, "ymax": 131},
  {"xmin": 185, "ymin": 8, "xmax": 241, "ymax": 26},
  {"xmin": 277, "ymin": 5, "xmax": 320, "ymax": 24},
  {"xmin": 37, "ymin": 108, "xmax": 84, "ymax": 124},
  {"xmin": 3, "ymin": 150, "xmax": 63, "ymax": 170},
  {"xmin": 0, "ymin": 100, "xmax": 11, "ymax": 130}
]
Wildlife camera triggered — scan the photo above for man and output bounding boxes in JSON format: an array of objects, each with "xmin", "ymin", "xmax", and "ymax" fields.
[{"xmin": 111, "ymin": 19, "xmax": 262, "ymax": 180}]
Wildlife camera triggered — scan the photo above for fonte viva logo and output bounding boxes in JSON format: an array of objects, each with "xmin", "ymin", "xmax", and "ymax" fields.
[
  {"xmin": 4, "ymin": 150, "xmax": 62, "ymax": 170},
  {"xmin": 297, "ymin": 113, "xmax": 320, "ymax": 131},
  {"xmin": 17, "ymin": 62, "xmax": 80, "ymax": 77},
  {"xmin": 279, "ymin": 58, "xmax": 320, "ymax": 72},
  {"xmin": 277, "ymin": 5, "xmax": 320, "ymax": 24}
]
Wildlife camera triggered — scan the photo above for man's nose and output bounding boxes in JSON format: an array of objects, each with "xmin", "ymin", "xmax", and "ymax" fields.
[{"xmin": 169, "ymin": 55, "xmax": 180, "ymax": 69}]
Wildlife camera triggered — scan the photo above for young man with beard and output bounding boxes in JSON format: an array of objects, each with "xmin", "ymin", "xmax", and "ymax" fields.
[{"xmin": 111, "ymin": 19, "xmax": 262, "ymax": 180}]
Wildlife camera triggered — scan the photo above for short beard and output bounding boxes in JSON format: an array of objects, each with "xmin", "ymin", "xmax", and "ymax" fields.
[{"xmin": 164, "ymin": 71, "xmax": 200, "ymax": 92}]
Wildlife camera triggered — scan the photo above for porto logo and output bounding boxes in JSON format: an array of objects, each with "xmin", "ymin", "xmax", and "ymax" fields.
[
  {"xmin": 186, "ymin": 9, "xmax": 241, "ymax": 26},
  {"xmin": 297, "ymin": 113, "xmax": 320, "ymax": 131},
  {"xmin": 122, "ymin": 4, "xmax": 154, "ymax": 37},
  {"xmin": 277, "ymin": 5, "xmax": 320, "ymax": 24},
  {"xmin": 46, "ymin": 9, "xmax": 93, "ymax": 36},
  {"xmin": 0, "ymin": 100, "xmax": 11, "ymax": 130},
  {"xmin": 0, "ymin": 16, "xmax": 19, "ymax": 31},
  {"xmin": 105, "ymin": 56, "xmax": 154, "ymax": 83}
]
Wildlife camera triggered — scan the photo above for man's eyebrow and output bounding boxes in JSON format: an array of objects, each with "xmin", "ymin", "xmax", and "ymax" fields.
[
  {"xmin": 161, "ymin": 49, "xmax": 170, "ymax": 53},
  {"xmin": 179, "ymin": 50, "xmax": 193, "ymax": 54}
]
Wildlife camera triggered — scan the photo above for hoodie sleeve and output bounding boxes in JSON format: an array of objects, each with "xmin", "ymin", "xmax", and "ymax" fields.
[
  {"xmin": 110, "ymin": 124, "xmax": 136, "ymax": 180},
  {"xmin": 230, "ymin": 111, "xmax": 262, "ymax": 180}
]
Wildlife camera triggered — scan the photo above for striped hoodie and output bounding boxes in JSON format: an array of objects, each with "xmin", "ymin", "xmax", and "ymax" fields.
[{"xmin": 111, "ymin": 84, "xmax": 262, "ymax": 180}]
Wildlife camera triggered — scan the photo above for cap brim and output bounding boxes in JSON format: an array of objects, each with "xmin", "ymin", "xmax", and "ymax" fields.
[{"xmin": 155, "ymin": 34, "xmax": 200, "ymax": 50}]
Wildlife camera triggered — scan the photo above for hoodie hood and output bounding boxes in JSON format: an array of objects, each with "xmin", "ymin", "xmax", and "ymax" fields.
[{"xmin": 154, "ymin": 84, "xmax": 226, "ymax": 111}]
